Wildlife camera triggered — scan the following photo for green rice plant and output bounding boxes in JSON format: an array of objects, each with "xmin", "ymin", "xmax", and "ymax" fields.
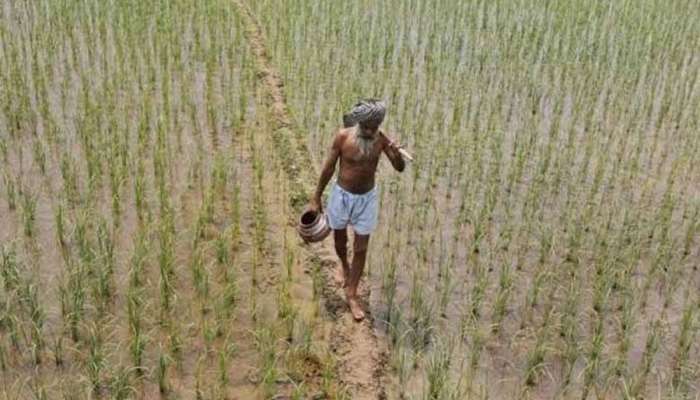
[
  {"xmin": 308, "ymin": 256, "xmax": 323, "ymax": 307},
  {"xmin": 217, "ymin": 339, "xmax": 236, "ymax": 393},
  {"xmin": 191, "ymin": 247, "xmax": 210, "ymax": 307},
  {"xmin": 253, "ymin": 326, "xmax": 278, "ymax": 398},
  {"xmin": 524, "ymin": 294, "xmax": 555, "ymax": 388},
  {"xmin": 521, "ymin": 266, "xmax": 550, "ymax": 329},
  {"xmin": 670, "ymin": 290, "xmax": 698, "ymax": 394},
  {"xmin": 95, "ymin": 218, "xmax": 115, "ymax": 312},
  {"xmin": 0, "ymin": 138, "xmax": 7, "ymax": 164},
  {"xmin": 219, "ymin": 262, "xmax": 238, "ymax": 324},
  {"xmin": 437, "ymin": 250, "xmax": 454, "ymax": 319},
  {"xmin": 424, "ymin": 338, "xmax": 455, "ymax": 400},
  {"xmin": 320, "ymin": 351, "xmax": 343, "ymax": 399},
  {"xmin": 67, "ymin": 262, "xmax": 86, "ymax": 342},
  {"xmin": 408, "ymin": 270, "xmax": 434, "ymax": 351},
  {"xmin": 168, "ymin": 324, "xmax": 184, "ymax": 371},
  {"xmin": 53, "ymin": 335, "xmax": 64, "ymax": 367},
  {"xmin": 0, "ymin": 340, "xmax": 6, "ymax": 371},
  {"xmin": 108, "ymin": 366, "xmax": 136, "ymax": 400},
  {"xmin": 31, "ymin": 139, "xmax": 46, "ymax": 176},
  {"xmin": 581, "ymin": 316, "xmax": 605, "ymax": 399},
  {"xmin": 277, "ymin": 272, "xmax": 297, "ymax": 343},
  {"xmin": 21, "ymin": 282, "xmax": 45, "ymax": 365},
  {"xmin": 290, "ymin": 382, "xmax": 307, "ymax": 400},
  {"xmin": 1, "ymin": 245, "xmax": 20, "ymax": 292},
  {"xmin": 681, "ymin": 201, "xmax": 698, "ymax": 258},
  {"xmin": 381, "ymin": 251, "xmax": 399, "ymax": 324},
  {"xmin": 29, "ymin": 378, "xmax": 48, "ymax": 400},
  {"xmin": 211, "ymin": 152, "xmax": 228, "ymax": 200},
  {"xmin": 73, "ymin": 210, "xmax": 94, "ymax": 265},
  {"xmin": 126, "ymin": 287, "xmax": 145, "ymax": 374},
  {"xmin": 134, "ymin": 158, "xmax": 147, "ymax": 224},
  {"xmin": 59, "ymin": 154, "xmax": 80, "ymax": 207},
  {"xmin": 86, "ymin": 324, "xmax": 105, "ymax": 394},
  {"xmin": 107, "ymin": 149, "xmax": 124, "ymax": 228},
  {"xmin": 3, "ymin": 173, "xmax": 17, "ymax": 211},
  {"xmin": 20, "ymin": 188, "xmax": 37, "ymax": 238},
  {"xmin": 469, "ymin": 258, "xmax": 488, "ymax": 321},
  {"xmin": 468, "ymin": 324, "xmax": 486, "ymax": 373},
  {"xmin": 54, "ymin": 202, "xmax": 69, "ymax": 263},
  {"xmin": 215, "ymin": 231, "xmax": 229, "ymax": 266},
  {"xmin": 4, "ymin": 310, "xmax": 20, "ymax": 351},
  {"xmin": 560, "ymin": 276, "xmax": 581, "ymax": 386},
  {"xmin": 491, "ymin": 259, "xmax": 513, "ymax": 333},
  {"xmin": 229, "ymin": 181, "xmax": 241, "ymax": 252},
  {"xmin": 195, "ymin": 355, "xmax": 206, "ymax": 400},
  {"xmin": 157, "ymin": 349, "xmax": 171, "ymax": 394},
  {"xmin": 629, "ymin": 318, "xmax": 662, "ymax": 399},
  {"xmin": 158, "ymin": 213, "xmax": 175, "ymax": 322},
  {"xmin": 613, "ymin": 288, "xmax": 635, "ymax": 379}
]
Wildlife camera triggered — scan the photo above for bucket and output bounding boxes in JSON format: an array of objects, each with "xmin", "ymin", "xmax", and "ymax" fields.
[{"xmin": 297, "ymin": 209, "xmax": 331, "ymax": 243}]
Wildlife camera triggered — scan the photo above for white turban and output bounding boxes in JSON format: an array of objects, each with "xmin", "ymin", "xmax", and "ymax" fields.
[{"xmin": 342, "ymin": 99, "xmax": 386, "ymax": 128}]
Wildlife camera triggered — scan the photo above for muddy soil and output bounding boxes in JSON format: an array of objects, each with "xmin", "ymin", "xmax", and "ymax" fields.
[{"xmin": 233, "ymin": 1, "xmax": 389, "ymax": 398}]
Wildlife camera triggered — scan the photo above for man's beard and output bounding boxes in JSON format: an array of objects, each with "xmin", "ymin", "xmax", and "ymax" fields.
[{"xmin": 353, "ymin": 128, "xmax": 376, "ymax": 159}]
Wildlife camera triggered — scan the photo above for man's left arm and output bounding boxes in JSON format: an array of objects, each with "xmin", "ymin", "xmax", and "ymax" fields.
[{"xmin": 381, "ymin": 132, "xmax": 406, "ymax": 172}]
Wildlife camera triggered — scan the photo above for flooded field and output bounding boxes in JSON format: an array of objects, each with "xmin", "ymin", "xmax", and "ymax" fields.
[{"xmin": 2, "ymin": 0, "xmax": 700, "ymax": 399}]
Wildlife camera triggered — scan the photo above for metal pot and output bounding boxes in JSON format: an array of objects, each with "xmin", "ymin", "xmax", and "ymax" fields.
[{"xmin": 297, "ymin": 209, "xmax": 331, "ymax": 243}]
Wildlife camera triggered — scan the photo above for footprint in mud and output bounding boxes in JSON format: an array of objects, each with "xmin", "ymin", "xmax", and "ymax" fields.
[{"xmin": 322, "ymin": 287, "xmax": 346, "ymax": 318}]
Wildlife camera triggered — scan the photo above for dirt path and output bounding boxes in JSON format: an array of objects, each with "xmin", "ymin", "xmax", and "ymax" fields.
[{"xmin": 232, "ymin": 1, "xmax": 388, "ymax": 398}]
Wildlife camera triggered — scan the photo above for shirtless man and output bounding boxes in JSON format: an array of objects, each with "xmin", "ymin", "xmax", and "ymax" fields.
[{"xmin": 309, "ymin": 99, "xmax": 405, "ymax": 321}]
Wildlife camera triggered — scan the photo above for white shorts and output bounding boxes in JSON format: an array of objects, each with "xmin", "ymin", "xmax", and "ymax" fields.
[{"xmin": 326, "ymin": 183, "xmax": 379, "ymax": 235}]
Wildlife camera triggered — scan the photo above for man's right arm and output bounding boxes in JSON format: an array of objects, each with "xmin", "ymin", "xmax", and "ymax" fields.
[{"xmin": 311, "ymin": 132, "xmax": 343, "ymax": 212}]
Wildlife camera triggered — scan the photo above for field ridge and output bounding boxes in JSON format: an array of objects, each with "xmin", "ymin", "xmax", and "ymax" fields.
[{"xmin": 232, "ymin": 1, "xmax": 389, "ymax": 398}]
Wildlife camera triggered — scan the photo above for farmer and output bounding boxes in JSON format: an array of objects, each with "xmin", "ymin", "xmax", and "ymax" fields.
[{"xmin": 309, "ymin": 99, "xmax": 406, "ymax": 321}]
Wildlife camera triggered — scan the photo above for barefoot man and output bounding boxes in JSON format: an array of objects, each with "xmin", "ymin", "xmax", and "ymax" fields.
[{"xmin": 309, "ymin": 99, "xmax": 406, "ymax": 321}]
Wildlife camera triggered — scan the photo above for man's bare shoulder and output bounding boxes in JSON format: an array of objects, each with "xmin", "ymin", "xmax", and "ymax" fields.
[
  {"xmin": 337, "ymin": 127, "xmax": 354, "ymax": 138},
  {"xmin": 333, "ymin": 127, "xmax": 354, "ymax": 147}
]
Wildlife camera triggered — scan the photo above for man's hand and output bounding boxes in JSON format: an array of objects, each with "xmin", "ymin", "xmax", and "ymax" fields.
[
  {"xmin": 309, "ymin": 196, "xmax": 323, "ymax": 214},
  {"xmin": 381, "ymin": 133, "xmax": 407, "ymax": 172},
  {"xmin": 387, "ymin": 139, "xmax": 404, "ymax": 153}
]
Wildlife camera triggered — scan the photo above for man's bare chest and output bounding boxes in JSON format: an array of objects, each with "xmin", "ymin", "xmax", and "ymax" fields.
[{"xmin": 341, "ymin": 148, "xmax": 381, "ymax": 165}]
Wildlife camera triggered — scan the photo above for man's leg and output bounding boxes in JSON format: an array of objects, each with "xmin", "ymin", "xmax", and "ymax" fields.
[
  {"xmin": 333, "ymin": 228, "xmax": 350, "ymax": 286},
  {"xmin": 347, "ymin": 233, "xmax": 370, "ymax": 321}
]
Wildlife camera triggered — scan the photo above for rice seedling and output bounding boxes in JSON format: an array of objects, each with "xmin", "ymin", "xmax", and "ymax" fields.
[
  {"xmin": 108, "ymin": 366, "xmax": 136, "ymax": 400},
  {"xmin": 217, "ymin": 338, "xmax": 236, "ymax": 393},
  {"xmin": 424, "ymin": 338, "xmax": 456, "ymax": 400},
  {"xmin": 491, "ymin": 258, "xmax": 514, "ymax": 333},
  {"xmin": 53, "ymin": 335, "xmax": 64, "ymax": 368},
  {"xmin": 628, "ymin": 318, "xmax": 663, "ymax": 399},
  {"xmin": 670, "ymin": 289, "xmax": 698, "ymax": 394},
  {"xmin": 0, "ymin": 341, "xmax": 6, "ymax": 371},
  {"xmin": 253, "ymin": 326, "xmax": 278, "ymax": 398},
  {"xmin": 31, "ymin": 139, "xmax": 47, "ymax": 176},
  {"xmin": 2, "ymin": 173, "xmax": 17, "ymax": 211},
  {"xmin": 157, "ymin": 349, "xmax": 171, "ymax": 395},
  {"xmin": 21, "ymin": 282, "xmax": 45, "ymax": 365},
  {"xmin": 20, "ymin": 188, "xmax": 37, "ymax": 238},
  {"xmin": 86, "ymin": 324, "xmax": 105, "ymax": 395}
]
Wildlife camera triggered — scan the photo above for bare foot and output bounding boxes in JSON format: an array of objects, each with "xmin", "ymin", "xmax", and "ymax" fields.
[{"xmin": 347, "ymin": 296, "xmax": 365, "ymax": 321}]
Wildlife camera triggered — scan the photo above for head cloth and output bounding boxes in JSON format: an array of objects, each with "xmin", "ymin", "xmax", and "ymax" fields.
[{"xmin": 342, "ymin": 99, "xmax": 386, "ymax": 128}]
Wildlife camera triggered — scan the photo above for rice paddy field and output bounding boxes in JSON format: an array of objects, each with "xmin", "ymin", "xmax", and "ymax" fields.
[{"xmin": 1, "ymin": 0, "xmax": 699, "ymax": 399}]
